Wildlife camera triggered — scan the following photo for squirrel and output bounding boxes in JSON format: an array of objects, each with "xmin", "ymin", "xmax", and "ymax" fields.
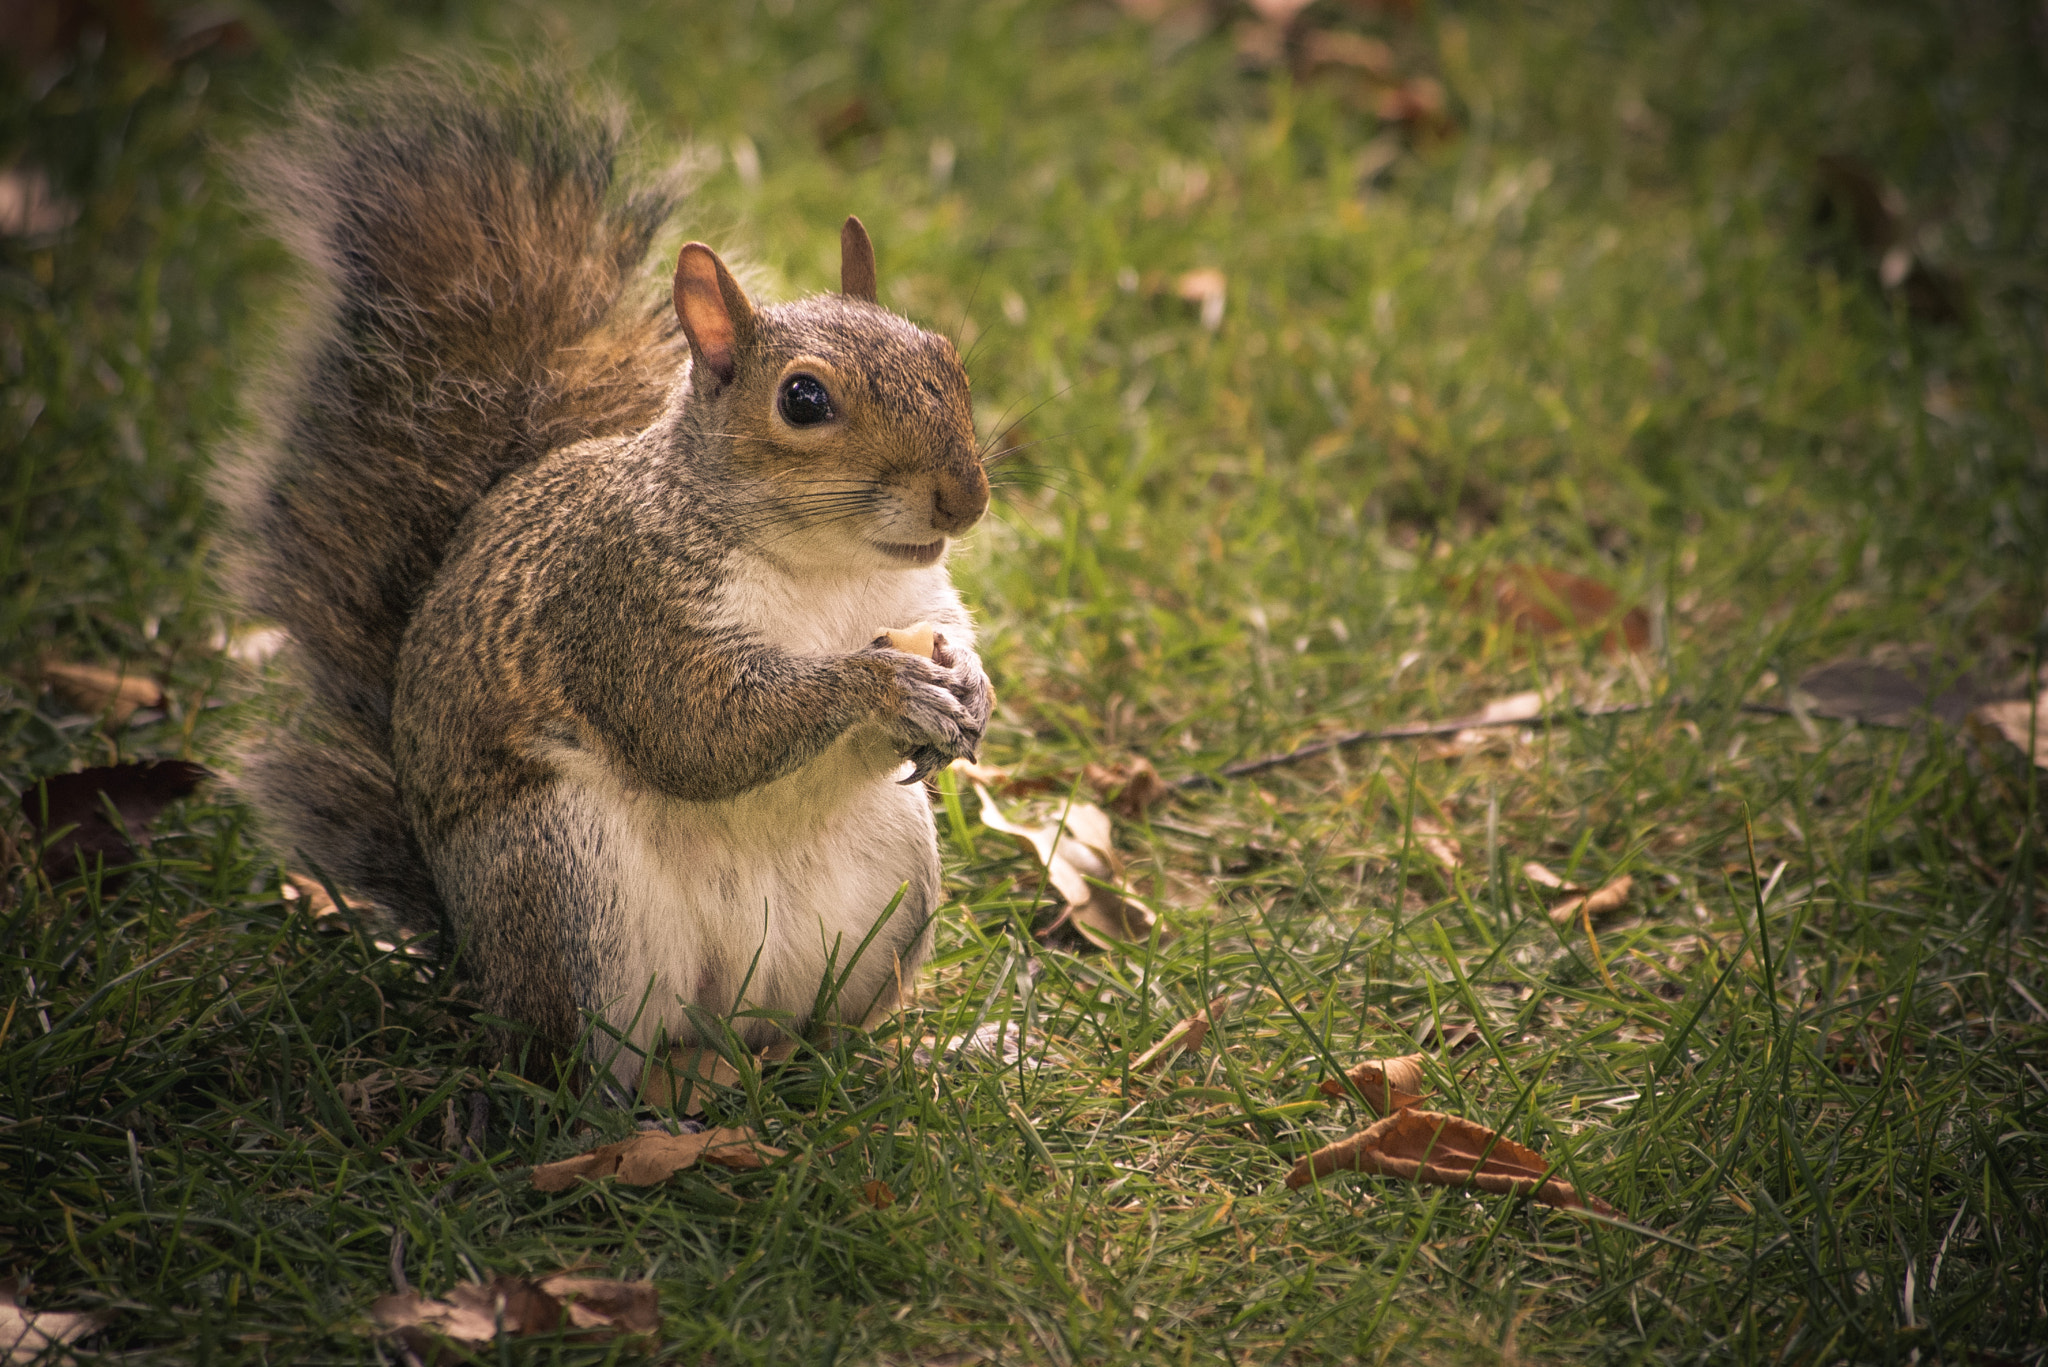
[{"xmin": 218, "ymin": 68, "xmax": 994, "ymax": 1085}]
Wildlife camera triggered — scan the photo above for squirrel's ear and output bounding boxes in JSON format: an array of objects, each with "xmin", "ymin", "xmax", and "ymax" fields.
[
  {"xmin": 840, "ymin": 216, "xmax": 878, "ymax": 303},
  {"xmin": 673, "ymin": 243, "xmax": 757, "ymax": 389}
]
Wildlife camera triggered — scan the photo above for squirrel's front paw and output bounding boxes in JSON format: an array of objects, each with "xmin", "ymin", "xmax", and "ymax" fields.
[{"xmin": 865, "ymin": 634, "xmax": 989, "ymax": 782}]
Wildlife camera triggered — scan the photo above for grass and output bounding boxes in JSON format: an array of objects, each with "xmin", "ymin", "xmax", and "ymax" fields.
[{"xmin": 3, "ymin": 0, "xmax": 2046, "ymax": 1361}]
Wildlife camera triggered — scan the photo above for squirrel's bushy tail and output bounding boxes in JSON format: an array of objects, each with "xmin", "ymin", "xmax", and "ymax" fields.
[{"xmin": 221, "ymin": 67, "xmax": 687, "ymax": 932}]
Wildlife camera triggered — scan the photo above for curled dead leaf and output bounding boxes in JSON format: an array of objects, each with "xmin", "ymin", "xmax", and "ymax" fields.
[
  {"xmin": 20, "ymin": 760, "xmax": 208, "ymax": 882},
  {"xmin": 1175, "ymin": 268, "xmax": 1226, "ymax": 331},
  {"xmin": 1285, "ymin": 1109, "xmax": 1618, "ymax": 1217},
  {"xmin": 1972, "ymin": 692, "xmax": 2047, "ymax": 770},
  {"xmin": 1083, "ymin": 755, "xmax": 1172, "ymax": 819},
  {"xmin": 639, "ymin": 1045, "xmax": 744, "ymax": 1115},
  {"xmin": 1548, "ymin": 875, "xmax": 1633, "ymax": 925},
  {"xmin": 1317, "ymin": 1052, "xmax": 1429, "ymax": 1115},
  {"xmin": 1375, "ymin": 76, "xmax": 1448, "ymax": 127},
  {"xmin": 1299, "ymin": 28, "xmax": 1394, "ymax": 77},
  {"xmin": 1461, "ymin": 565, "xmax": 1649, "ymax": 655},
  {"xmin": 1130, "ymin": 994, "xmax": 1233, "ymax": 1074},
  {"xmin": 0, "ymin": 165, "xmax": 80, "ymax": 238},
  {"xmin": 1408, "ymin": 815, "xmax": 1462, "ymax": 872},
  {"xmin": 1521, "ymin": 861, "xmax": 1571, "ymax": 891},
  {"xmin": 373, "ymin": 1274, "xmax": 656, "ymax": 1358},
  {"xmin": 862, "ymin": 1179, "xmax": 897, "ymax": 1209},
  {"xmin": 530, "ymin": 1126, "xmax": 783, "ymax": 1192},
  {"xmin": 38, "ymin": 660, "xmax": 163, "ymax": 724},
  {"xmin": 282, "ymin": 871, "xmax": 348, "ymax": 917},
  {"xmin": 976, "ymin": 786, "xmax": 1159, "ymax": 949},
  {"xmin": 0, "ymin": 1282, "xmax": 106, "ymax": 1364}
]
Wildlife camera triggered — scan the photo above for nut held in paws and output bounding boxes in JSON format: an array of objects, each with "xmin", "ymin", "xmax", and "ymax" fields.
[{"xmin": 877, "ymin": 621, "xmax": 937, "ymax": 659}]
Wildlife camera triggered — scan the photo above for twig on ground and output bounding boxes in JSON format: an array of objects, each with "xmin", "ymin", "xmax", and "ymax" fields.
[{"xmin": 1176, "ymin": 701, "xmax": 1876, "ymax": 790}]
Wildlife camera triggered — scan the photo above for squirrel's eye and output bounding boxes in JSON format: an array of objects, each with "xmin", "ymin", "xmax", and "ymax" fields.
[{"xmin": 778, "ymin": 374, "xmax": 835, "ymax": 426}]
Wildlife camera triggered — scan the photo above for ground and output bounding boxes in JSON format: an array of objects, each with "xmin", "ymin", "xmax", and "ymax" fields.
[{"xmin": 2, "ymin": 0, "xmax": 2045, "ymax": 1362}]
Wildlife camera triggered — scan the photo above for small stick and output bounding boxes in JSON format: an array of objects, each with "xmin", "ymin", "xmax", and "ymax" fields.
[{"xmin": 1176, "ymin": 700, "xmax": 1877, "ymax": 790}]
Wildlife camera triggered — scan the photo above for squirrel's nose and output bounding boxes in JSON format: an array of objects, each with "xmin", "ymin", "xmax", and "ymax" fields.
[{"xmin": 932, "ymin": 465, "xmax": 989, "ymax": 535}]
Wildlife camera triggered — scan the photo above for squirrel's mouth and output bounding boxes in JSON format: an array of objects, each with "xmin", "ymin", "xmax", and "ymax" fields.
[{"xmin": 875, "ymin": 538, "xmax": 947, "ymax": 567}]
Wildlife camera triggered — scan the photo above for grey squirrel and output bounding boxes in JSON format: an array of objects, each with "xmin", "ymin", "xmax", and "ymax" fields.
[{"xmin": 220, "ymin": 69, "xmax": 993, "ymax": 1083}]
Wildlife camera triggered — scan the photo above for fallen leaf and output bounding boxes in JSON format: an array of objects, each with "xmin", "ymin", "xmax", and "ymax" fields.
[
  {"xmin": 949, "ymin": 758, "xmax": 1063, "ymax": 798},
  {"xmin": 1284, "ymin": 1109, "xmax": 1618, "ymax": 1216},
  {"xmin": 1974, "ymin": 692, "xmax": 2048, "ymax": 769},
  {"xmin": 816, "ymin": 97, "xmax": 880, "ymax": 149},
  {"xmin": 639, "ymin": 1045, "xmax": 744, "ymax": 1114},
  {"xmin": 0, "ymin": 1282, "xmax": 106, "ymax": 1364},
  {"xmin": 226, "ymin": 626, "xmax": 291, "ymax": 666},
  {"xmin": 862, "ymin": 1179, "xmax": 897, "ymax": 1209},
  {"xmin": 1375, "ymin": 76, "xmax": 1448, "ymax": 127},
  {"xmin": 281, "ymin": 871, "xmax": 348, "ymax": 917},
  {"xmin": 877, "ymin": 621, "xmax": 936, "ymax": 660},
  {"xmin": 1083, "ymin": 756, "xmax": 1172, "ymax": 819},
  {"xmin": 530, "ymin": 1126, "xmax": 784, "ymax": 1192},
  {"xmin": 925, "ymin": 1020, "xmax": 1057, "ymax": 1069},
  {"xmin": 1407, "ymin": 814, "xmax": 1462, "ymax": 872},
  {"xmin": 1299, "ymin": 28, "xmax": 1395, "ymax": 77},
  {"xmin": 1130, "ymin": 994, "xmax": 1233, "ymax": 1074},
  {"xmin": 1465, "ymin": 566, "xmax": 1649, "ymax": 654},
  {"xmin": 1520, "ymin": 861, "xmax": 1572, "ymax": 891},
  {"xmin": 0, "ymin": 165, "xmax": 79, "ymax": 238},
  {"xmin": 1412, "ymin": 1019, "xmax": 1480, "ymax": 1052},
  {"xmin": 976, "ymin": 786, "xmax": 1159, "ymax": 949},
  {"xmin": 20, "ymin": 760, "xmax": 209, "ymax": 882},
  {"xmin": 1317, "ymin": 1052, "xmax": 1429, "ymax": 1115},
  {"xmin": 1247, "ymin": 0, "xmax": 1314, "ymax": 22},
  {"xmin": 1175, "ymin": 268, "xmax": 1227, "ymax": 331},
  {"xmin": 373, "ymin": 1274, "xmax": 656, "ymax": 1359},
  {"xmin": 38, "ymin": 659, "xmax": 163, "ymax": 724},
  {"xmin": 1796, "ymin": 656, "xmax": 1990, "ymax": 728},
  {"xmin": 1813, "ymin": 155, "xmax": 1966, "ymax": 324},
  {"xmin": 1547, "ymin": 875, "xmax": 1633, "ymax": 925}
]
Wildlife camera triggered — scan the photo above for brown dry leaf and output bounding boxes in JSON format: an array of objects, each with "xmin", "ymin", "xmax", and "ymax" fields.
[
  {"xmin": 1408, "ymin": 814, "xmax": 1462, "ymax": 872},
  {"xmin": 639, "ymin": 1045, "xmax": 744, "ymax": 1114},
  {"xmin": 282, "ymin": 871, "xmax": 347, "ymax": 917},
  {"xmin": 1083, "ymin": 756, "xmax": 1172, "ymax": 819},
  {"xmin": 862, "ymin": 1179, "xmax": 897, "ymax": 1209},
  {"xmin": 1468, "ymin": 565, "xmax": 1649, "ymax": 655},
  {"xmin": 38, "ymin": 660, "xmax": 162, "ymax": 724},
  {"xmin": 1245, "ymin": 0, "xmax": 1315, "ymax": 25},
  {"xmin": 949, "ymin": 758, "xmax": 1063, "ymax": 798},
  {"xmin": 1284, "ymin": 1109, "xmax": 1619, "ymax": 1216},
  {"xmin": 20, "ymin": 760, "xmax": 208, "ymax": 882},
  {"xmin": 1548, "ymin": 875, "xmax": 1633, "ymax": 925},
  {"xmin": 373, "ymin": 1274, "xmax": 656, "ymax": 1359},
  {"xmin": 1174, "ymin": 268, "xmax": 1226, "ymax": 331},
  {"xmin": 1414, "ymin": 1019, "xmax": 1481, "ymax": 1052},
  {"xmin": 1317, "ymin": 1052, "xmax": 1430, "ymax": 1115},
  {"xmin": 0, "ymin": 165, "xmax": 79, "ymax": 238},
  {"xmin": 1299, "ymin": 29, "xmax": 1395, "ymax": 77},
  {"xmin": 1796, "ymin": 656, "xmax": 1991, "ymax": 727},
  {"xmin": 975, "ymin": 786, "xmax": 1158, "ymax": 949},
  {"xmin": 1375, "ymin": 76, "xmax": 1448, "ymax": 127},
  {"xmin": 1974, "ymin": 692, "xmax": 2048, "ymax": 769},
  {"xmin": 877, "ymin": 621, "xmax": 937, "ymax": 660},
  {"xmin": 530, "ymin": 1126, "xmax": 784, "ymax": 1192},
  {"xmin": 0, "ymin": 1282, "xmax": 106, "ymax": 1364},
  {"xmin": 1520, "ymin": 861, "xmax": 1573, "ymax": 891},
  {"xmin": 1129, "ymin": 994, "xmax": 1233, "ymax": 1074}
]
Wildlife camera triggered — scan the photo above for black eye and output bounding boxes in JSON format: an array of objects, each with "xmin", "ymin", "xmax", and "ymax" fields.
[{"xmin": 779, "ymin": 374, "xmax": 835, "ymax": 426}]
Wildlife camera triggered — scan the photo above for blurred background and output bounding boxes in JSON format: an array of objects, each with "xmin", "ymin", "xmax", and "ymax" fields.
[{"xmin": 3, "ymin": 0, "xmax": 2044, "ymax": 757}]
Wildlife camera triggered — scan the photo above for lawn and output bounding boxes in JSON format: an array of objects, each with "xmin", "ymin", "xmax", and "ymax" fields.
[{"xmin": 3, "ymin": 0, "xmax": 2045, "ymax": 1362}]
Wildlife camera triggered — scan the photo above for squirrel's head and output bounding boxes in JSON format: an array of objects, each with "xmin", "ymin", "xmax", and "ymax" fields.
[{"xmin": 672, "ymin": 218, "xmax": 988, "ymax": 571}]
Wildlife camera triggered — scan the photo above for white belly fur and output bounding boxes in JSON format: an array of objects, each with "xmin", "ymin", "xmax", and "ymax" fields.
[{"xmin": 572, "ymin": 554, "xmax": 965, "ymax": 1079}]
